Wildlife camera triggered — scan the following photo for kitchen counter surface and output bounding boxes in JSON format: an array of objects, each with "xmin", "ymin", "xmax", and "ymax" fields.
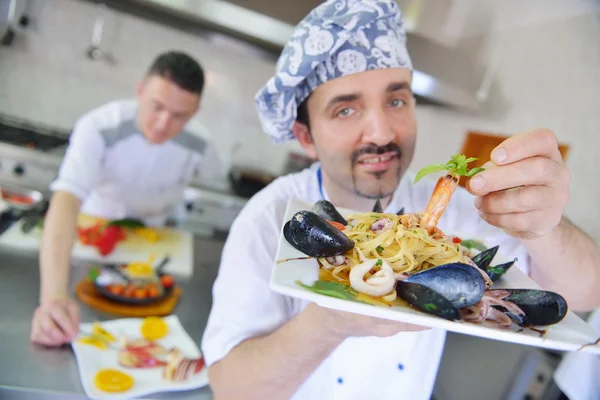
[{"xmin": 0, "ymin": 235, "xmax": 225, "ymax": 399}]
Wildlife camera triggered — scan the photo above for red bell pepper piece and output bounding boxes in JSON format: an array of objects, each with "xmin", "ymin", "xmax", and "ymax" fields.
[
  {"xmin": 95, "ymin": 225, "xmax": 123, "ymax": 256},
  {"xmin": 77, "ymin": 223, "xmax": 103, "ymax": 245}
]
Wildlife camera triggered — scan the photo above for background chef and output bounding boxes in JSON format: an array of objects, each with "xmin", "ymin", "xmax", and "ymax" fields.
[{"xmin": 30, "ymin": 50, "xmax": 224, "ymax": 347}]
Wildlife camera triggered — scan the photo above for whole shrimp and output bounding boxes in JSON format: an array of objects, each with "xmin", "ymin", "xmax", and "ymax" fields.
[{"xmin": 414, "ymin": 154, "xmax": 484, "ymax": 235}]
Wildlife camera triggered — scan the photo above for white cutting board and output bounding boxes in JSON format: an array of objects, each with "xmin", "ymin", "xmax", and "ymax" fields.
[{"xmin": 0, "ymin": 215, "xmax": 194, "ymax": 277}]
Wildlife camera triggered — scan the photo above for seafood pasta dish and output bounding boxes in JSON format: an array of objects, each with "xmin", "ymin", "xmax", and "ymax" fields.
[{"xmin": 282, "ymin": 154, "xmax": 568, "ymax": 329}]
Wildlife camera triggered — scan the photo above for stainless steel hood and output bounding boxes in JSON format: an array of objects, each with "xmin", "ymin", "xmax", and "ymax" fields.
[
  {"xmin": 0, "ymin": 0, "xmax": 28, "ymax": 45},
  {"xmin": 120, "ymin": 0, "xmax": 491, "ymax": 112}
]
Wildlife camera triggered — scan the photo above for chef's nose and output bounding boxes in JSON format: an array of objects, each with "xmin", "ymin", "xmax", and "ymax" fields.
[
  {"xmin": 361, "ymin": 109, "xmax": 395, "ymax": 146},
  {"xmin": 155, "ymin": 112, "xmax": 171, "ymax": 131}
]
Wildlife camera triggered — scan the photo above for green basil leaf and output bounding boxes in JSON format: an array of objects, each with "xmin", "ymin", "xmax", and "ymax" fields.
[
  {"xmin": 414, "ymin": 164, "xmax": 447, "ymax": 183},
  {"xmin": 466, "ymin": 167, "xmax": 485, "ymax": 177}
]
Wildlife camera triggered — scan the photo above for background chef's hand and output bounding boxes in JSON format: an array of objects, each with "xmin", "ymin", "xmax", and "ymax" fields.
[
  {"xmin": 306, "ymin": 303, "xmax": 430, "ymax": 339},
  {"xmin": 31, "ymin": 297, "xmax": 80, "ymax": 347},
  {"xmin": 466, "ymin": 129, "xmax": 570, "ymax": 240}
]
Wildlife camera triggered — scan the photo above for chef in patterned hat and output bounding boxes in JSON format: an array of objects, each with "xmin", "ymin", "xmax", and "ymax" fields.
[{"xmin": 202, "ymin": 1, "xmax": 600, "ymax": 399}]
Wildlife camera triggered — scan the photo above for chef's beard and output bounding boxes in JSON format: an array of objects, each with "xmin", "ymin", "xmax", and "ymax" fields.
[{"xmin": 350, "ymin": 143, "xmax": 404, "ymax": 199}]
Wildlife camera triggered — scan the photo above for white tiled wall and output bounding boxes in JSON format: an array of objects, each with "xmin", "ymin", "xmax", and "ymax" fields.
[{"xmin": 1, "ymin": 0, "xmax": 599, "ymax": 240}]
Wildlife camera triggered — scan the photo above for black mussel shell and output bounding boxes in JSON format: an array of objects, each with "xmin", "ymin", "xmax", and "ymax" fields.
[
  {"xmin": 373, "ymin": 199, "xmax": 383, "ymax": 213},
  {"xmin": 396, "ymin": 281, "xmax": 460, "ymax": 320},
  {"xmin": 312, "ymin": 200, "xmax": 347, "ymax": 225},
  {"xmin": 487, "ymin": 289, "xmax": 568, "ymax": 327},
  {"xmin": 396, "ymin": 207, "xmax": 405, "ymax": 216},
  {"xmin": 485, "ymin": 258, "xmax": 517, "ymax": 282},
  {"xmin": 283, "ymin": 220, "xmax": 295, "ymax": 248},
  {"xmin": 399, "ymin": 263, "xmax": 486, "ymax": 308},
  {"xmin": 472, "ymin": 245, "xmax": 499, "ymax": 270},
  {"xmin": 284, "ymin": 211, "xmax": 354, "ymax": 258}
]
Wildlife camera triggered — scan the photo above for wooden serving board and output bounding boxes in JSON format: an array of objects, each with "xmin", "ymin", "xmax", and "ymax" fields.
[{"xmin": 74, "ymin": 279, "xmax": 182, "ymax": 318}]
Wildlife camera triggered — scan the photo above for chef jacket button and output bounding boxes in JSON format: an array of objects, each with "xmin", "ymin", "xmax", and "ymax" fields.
[
  {"xmin": 397, "ymin": 363, "xmax": 404, "ymax": 370},
  {"xmin": 337, "ymin": 377, "xmax": 343, "ymax": 384}
]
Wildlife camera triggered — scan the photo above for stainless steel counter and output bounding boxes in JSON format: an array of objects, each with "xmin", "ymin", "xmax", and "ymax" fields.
[{"xmin": 0, "ymin": 235, "xmax": 226, "ymax": 399}]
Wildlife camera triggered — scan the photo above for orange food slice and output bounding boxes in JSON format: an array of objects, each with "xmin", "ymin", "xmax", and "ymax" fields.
[
  {"xmin": 140, "ymin": 316, "xmax": 169, "ymax": 340},
  {"xmin": 94, "ymin": 369, "xmax": 134, "ymax": 392}
]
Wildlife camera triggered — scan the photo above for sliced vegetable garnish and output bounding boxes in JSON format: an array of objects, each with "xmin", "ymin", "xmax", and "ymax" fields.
[
  {"xmin": 77, "ymin": 336, "xmax": 108, "ymax": 350},
  {"xmin": 87, "ymin": 267, "xmax": 100, "ymax": 282},
  {"xmin": 414, "ymin": 154, "xmax": 485, "ymax": 184},
  {"xmin": 460, "ymin": 239, "xmax": 488, "ymax": 252},
  {"xmin": 132, "ymin": 227, "xmax": 159, "ymax": 242},
  {"xmin": 108, "ymin": 218, "xmax": 145, "ymax": 229},
  {"xmin": 92, "ymin": 322, "xmax": 116, "ymax": 342},
  {"xmin": 296, "ymin": 280, "xmax": 359, "ymax": 301}
]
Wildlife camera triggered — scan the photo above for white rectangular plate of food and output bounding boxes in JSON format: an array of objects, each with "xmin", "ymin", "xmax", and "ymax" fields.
[
  {"xmin": 270, "ymin": 197, "xmax": 600, "ymax": 355},
  {"xmin": 71, "ymin": 315, "xmax": 208, "ymax": 400}
]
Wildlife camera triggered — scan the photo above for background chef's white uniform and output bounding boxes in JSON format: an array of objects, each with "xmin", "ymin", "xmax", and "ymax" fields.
[
  {"xmin": 201, "ymin": 162, "xmax": 531, "ymax": 400},
  {"xmin": 50, "ymin": 99, "xmax": 223, "ymax": 226}
]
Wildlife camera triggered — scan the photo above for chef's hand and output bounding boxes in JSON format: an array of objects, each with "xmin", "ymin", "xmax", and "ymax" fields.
[
  {"xmin": 30, "ymin": 297, "xmax": 80, "ymax": 347},
  {"xmin": 467, "ymin": 129, "xmax": 570, "ymax": 240}
]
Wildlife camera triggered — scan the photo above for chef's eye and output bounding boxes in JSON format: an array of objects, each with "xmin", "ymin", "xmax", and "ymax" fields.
[
  {"xmin": 336, "ymin": 107, "xmax": 354, "ymax": 117},
  {"xmin": 389, "ymin": 98, "xmax": 406, "ymax": 108}
]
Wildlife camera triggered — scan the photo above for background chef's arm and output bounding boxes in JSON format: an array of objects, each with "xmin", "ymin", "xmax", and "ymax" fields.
[
  {"xmin": 39, "ymin": 118, "xmax": 105, "ymax": 303},
  {"xmin": 524, "ymin": 217, "xmax": 600, "ymax": 312},
  {"xmin": 39, "ymin": 191, "xmax": 82, "ymax": 303}
]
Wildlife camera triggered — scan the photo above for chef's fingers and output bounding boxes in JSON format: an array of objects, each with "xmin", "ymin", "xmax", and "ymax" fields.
[
  {"xmin": 45, "ymin": 307, "xmax": 74, "ymax": 341},
  {"xmin": 52, "ymin": 304, "xmax": 79, "ymax": 338},
  {"xmin": 31, "ymin": 328, "xmax": 60, "ymax": 347},
  {"xmin": 65, "ymin": 301, "xmax": 80, "ymax": 330},
  {"xmin": 38, "ymin": 314, "xmax": 68, "ymax": 344}
]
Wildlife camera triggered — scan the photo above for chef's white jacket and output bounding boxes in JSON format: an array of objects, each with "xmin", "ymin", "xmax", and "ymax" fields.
[
  {"xmin": 201, "ymin": 162, "xmax": 531, "ymax": 400},
  {"xmin": 554, "ymin": 308, "xmax": 600, "ymax": 400},
  {"xmin": 50, "ymin": 99, "xmax": 223, "ymax": 226}
]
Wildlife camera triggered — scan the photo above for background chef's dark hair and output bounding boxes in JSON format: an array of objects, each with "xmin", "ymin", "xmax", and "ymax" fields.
[{"xmin": 146, "ymin": 51, "xmax": 205, "ymax": 95}]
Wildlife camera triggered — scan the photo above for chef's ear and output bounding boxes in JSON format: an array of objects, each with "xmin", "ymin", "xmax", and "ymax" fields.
[
  {"xmin": 136, "ymin": 77, "xmax": 150, "ymax": 98},
  {"xmin": 135, "ymin": 81, "xmax": 143, "ymax": 98},
  {"xmin": 292, "ymin": 121, "xmax": 317, "ymax": 159}
]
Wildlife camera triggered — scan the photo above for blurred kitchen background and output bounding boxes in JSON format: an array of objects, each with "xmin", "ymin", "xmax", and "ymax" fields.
[{"xmin": 0, "ymin": 0, "xmax": 598, "ymax": 399}]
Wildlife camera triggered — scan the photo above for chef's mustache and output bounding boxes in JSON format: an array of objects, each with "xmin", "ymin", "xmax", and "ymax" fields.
[{"xmin": 351, "ymin": 143, "xmax": 402, "ymax": 165}]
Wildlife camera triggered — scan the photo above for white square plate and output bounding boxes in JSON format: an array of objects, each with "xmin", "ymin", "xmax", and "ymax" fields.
[
  {"xmin": 72, "ymin": 315, "xmax": 208, "ymax": 399},
  {"xmin": 270, "ymin": 198, "xmax": 600, "ymax": 355}
]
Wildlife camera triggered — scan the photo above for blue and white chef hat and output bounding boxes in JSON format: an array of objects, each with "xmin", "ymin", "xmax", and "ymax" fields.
[{"xmin": 254, "ymin": 0, "xmax": 413, "ymax": 144}]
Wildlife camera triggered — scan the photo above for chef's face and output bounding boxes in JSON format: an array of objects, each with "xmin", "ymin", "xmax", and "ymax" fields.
[
  {"xmin": 294, "ymin": 67, "xmax": 417, "ymax": 200},
  {"xmin": 135, "ymin": 75, "xmax": 200, "ymax": 144}
]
